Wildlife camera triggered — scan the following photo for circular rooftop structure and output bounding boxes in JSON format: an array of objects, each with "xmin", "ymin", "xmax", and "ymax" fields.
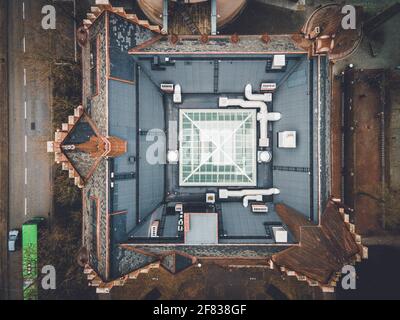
[
  {"xmin": 137, "ymin": 0, "xmax": 247, "ymax": 31},
  {"xmin": 302, "ymin": 4, "xmax": 363, "ymax": 60}
]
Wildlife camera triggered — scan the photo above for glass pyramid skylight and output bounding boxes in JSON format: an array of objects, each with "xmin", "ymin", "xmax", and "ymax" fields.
[{"xmin": 179, "ymin": 109, "xmax": 257, "ymax": 186}]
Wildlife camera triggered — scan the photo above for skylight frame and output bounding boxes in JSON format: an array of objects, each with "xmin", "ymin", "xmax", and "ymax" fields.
[{"xmin": 179, "ymin": 109, "xmax": 257, "ymax": 187}]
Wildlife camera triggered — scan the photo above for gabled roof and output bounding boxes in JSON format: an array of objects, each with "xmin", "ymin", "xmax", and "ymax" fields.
[
  {"xmin": 272, "ymin": 200, "xmax": 366, "ymax": 288},
  {"xmin": 161, "ymin": 252, "xmax": 195, "ymax": 274},
  {"xmin": 113, "ymin": 245, "xmax": 159, "ymax": 278},
  {"xmin": 62, "ymin": 115, "xmax": 102, "ymax": 181},
  {"xmin": 275, "ymin": 203, "xmax": 315, "ymax": 242},
  {"xmin": 83, "ymin": 1, "xmax": 162, "ymax": 34},
  {"xmin": 47, "ymin": 106, "xmax": 127, "ymax": 188}
]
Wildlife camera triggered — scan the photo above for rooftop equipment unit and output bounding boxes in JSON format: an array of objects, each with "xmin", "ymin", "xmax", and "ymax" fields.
[
  {"xmin": 206, "ymin": 193, "xmax": 216, "ymax": 204},
  {"xmin": 160, "ymin": 83, "xmax": 174, "ymax": 92},
  {"xmin": 278, "ymin": 131, "xmax": 297, "ymax": 148},
  {"xmin": 243, "ymin": 195, "xmax": 263, "ymax": 207},
  {"xmin": 258, "ymin": 150, "xmax": 272, "ymax": 163},
  {"xmin": 173, "ymin": 84, "xmax": 182, "ymax": 103},
  {"xmin": 150, "ymin": 220, "xmax": 160, "ymax": 238},
  {"xmin": 271, "ymin": 55, "xmax": 286, "ymax": 70},
  {"xmin": 261, "ymin": 83, "xmax": 277, "ymax": 92},
  {"xmin": 272, "ymin": 226, "xmax": 288, "ymax": 243},
  {"xmin": 167, "ymin": 150, "xmax": 179, "ymax": 163},
  {"xmin": 175, "ymin": 203, "xmax": 183, "ymax": 212},
  {"xmin": 251, "ymin": 203, "xmax": 268, "ymax": 213}
]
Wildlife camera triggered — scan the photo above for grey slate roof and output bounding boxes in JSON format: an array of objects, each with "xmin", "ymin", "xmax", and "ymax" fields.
[
  {"xmin": 133, "ymin": 244, "xmax": 289, "ymax": 258},
  {"xmin": 111, "ymin": 246, "xmax": 158, "ymax": 279},
  {"xmin": 161, "ymin": 252, "xmax": 193, "ymax": 274},
  {"xmin": 130, "ymin": 35, "xmax": 307, "ymax": 54}
]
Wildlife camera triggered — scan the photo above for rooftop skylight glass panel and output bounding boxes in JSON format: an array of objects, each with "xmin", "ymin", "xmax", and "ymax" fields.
[{"xmin": 179, "ymin": 109, "xmax": 257, "ymax": 186}]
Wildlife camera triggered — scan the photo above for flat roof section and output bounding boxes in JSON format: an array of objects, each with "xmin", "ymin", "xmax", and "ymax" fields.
[
  {"xmin": 179, "ymin": 109, "xmax": 257, "ymax": 187},
  {"xmin": 184, "ymin": 213, "xmax": 218, "ymax": 245}
]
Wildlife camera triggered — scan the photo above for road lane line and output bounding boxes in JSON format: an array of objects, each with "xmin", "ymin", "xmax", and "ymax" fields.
[
  {"xmin": 24, "ymin": 135, "xmax": 27, "ymax": 153},
  {"xmin": 24, "ymin": 198, "xmax": 27, "ymax": 216},
  {"xmin": 22, "ymin": 2, "xmax": 25, "ymax": 20},
  {"xmin": 25, "ymin": 168, "xmax": 27, "ymax": 185},
  {"xmin": 23, "ymin": 36, "xmax": 26, "ymax": 53},
  {"xmin": 23, "ymin": 68, "xmax": 26, "ymax": 86},
  {"xmin": 24, "ymin": 100, "xmax": 27, "ymax": 119}
]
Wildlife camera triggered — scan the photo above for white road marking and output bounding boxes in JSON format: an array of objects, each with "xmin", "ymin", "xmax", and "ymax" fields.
[
  {"xmin": 24, "ymin": 135, "xmax": 27, "ymax": 153},
  {"xmin": 24, "ymin": 100, "xmax": 27, "ymax": 119},
  {"xmin": 22, "ymin": 2, "xmax": 25, "ymax": 20},
  {"xmin": 24, "ymin": 198, "xmax": 27, "ymax": 216},
  {"xmin": 25, "ymin": 168, "xmax": 27, "ymax": 185},
  {"xmin": 23, "ymin": 68, "xmax": 26, "ymax": 86},
  {"xmin": 23, "ymin": 36, "xmax": 26, "ymax": 53}
]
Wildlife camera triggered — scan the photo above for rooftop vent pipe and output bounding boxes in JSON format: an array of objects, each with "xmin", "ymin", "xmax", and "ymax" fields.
[
  {"xmin": 173, "ymin": 84, "xmax": 182, "ymax": 103},
  {"xmin": 245, "ymin": 84, "xmax": 272, "ymax": 102},
  {"xmin": 243, "ymin": 195, "xmax": 263, "ymax": 207},
  {"xmin": 219, "ymin": 188, "xmax": 280, "ymax": 199}
]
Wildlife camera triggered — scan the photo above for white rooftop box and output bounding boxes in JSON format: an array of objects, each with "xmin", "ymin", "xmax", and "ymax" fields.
[
  {"xmin": 160, "ymin": 83, "xmax": 174, "ymax": 92},
  {"xmin": 206, "ymin": 193, "xmax": 216, "ymax": 204},
  {"xmin": 175, "ymin": 203, "xmax": 183, "ymax": 212},
  {"xmin": 261, "ymin": 83, "xmax": 277, "ymax": 92},
  {"xmin": 173, "ymin": 84, "xmax": 182, "ymax": 103},
  {"xmin": 272, "ymin": 226, "xmax": 288, "ymax": 243},
  {"xmin": 150, "ymin": 220, "xmax": 159, "ymax": 238},
  {"xmin": 251, "ymin": 204, "xmax": 268, "ymax": 213},
  {"xmin": 278, "ymin": 131, "xmax": 297, "ymax": 148},
  {"xmin": 272, "ymin": 55, "xmax": 286, "ymax": 69}
]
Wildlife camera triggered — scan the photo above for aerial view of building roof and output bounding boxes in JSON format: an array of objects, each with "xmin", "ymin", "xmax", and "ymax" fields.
[
  {"xmin": 2, "ymin": 0, "xmax": 400, "ymax": 305},
  {"xmin": 43, "ymin": 0, "xmax": 373, "ymax": 295},
  {"xmin": 42, "ymin": 0, "xmax": 371, "ymax": 295}
]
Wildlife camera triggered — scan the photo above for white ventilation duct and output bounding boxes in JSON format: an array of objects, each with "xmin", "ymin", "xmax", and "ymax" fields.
[
  {"xmin": 173, "ymin": 84, "xmax": 182, "ymax": 103},
  {"xmin": 245, "ymin": 84, "xmax": 272, "ymax": 102},
  {"xmin": 219, "ymin": 96, "xmax": 281, "ymax": 147},
  {"xmin": 219, "ymin": 188, "xmax": 280, "ymax": 199},
  {"xmin": 243, "ymin": 195, "xmax": 263, "ymax": 207}
]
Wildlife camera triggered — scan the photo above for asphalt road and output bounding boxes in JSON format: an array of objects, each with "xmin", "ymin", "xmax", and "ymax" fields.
[
  {"xmin": 0, "ymin": 0, "xmax": 10, "ymax": 301},
  {"xmin": 7, "ymin": 0, "xmax": 75, "ymax": 299}
]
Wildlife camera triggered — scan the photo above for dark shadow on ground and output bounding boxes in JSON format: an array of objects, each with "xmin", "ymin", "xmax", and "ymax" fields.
[
  {"xmin": 220, "ymin": 2, "xmax": 306, "ymax": 35},
  {"xmin": 336, "ymin": 245, "xmax": 400, "ymax": 300}
]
